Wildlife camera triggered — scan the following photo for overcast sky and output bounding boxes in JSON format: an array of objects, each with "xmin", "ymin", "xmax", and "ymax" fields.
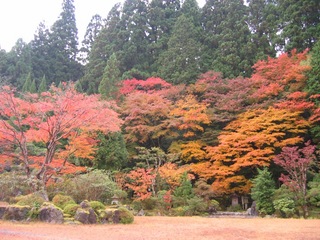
[{"xmin": 0, "ymin": 0, "xmax": 206, "ymax": 52}]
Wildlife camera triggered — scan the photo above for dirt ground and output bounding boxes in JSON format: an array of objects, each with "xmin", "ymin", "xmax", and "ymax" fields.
[{"xmin": 0, "ymin": 216, "xmax": 319, "ymax": 240}]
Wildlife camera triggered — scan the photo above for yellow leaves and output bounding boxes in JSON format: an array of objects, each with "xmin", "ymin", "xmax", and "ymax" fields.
[
  {"xmin": 180, "ymin": 140, "xmax": 207, "ymax": 163},
  {"xmin": 170, "ymin": 95, "xmax": 210, "ymax": 138},
  {"xmin": 159, "ymin": 163, "xmax": 193, "ymax": 189},
  {"xmin": 202, "ymin": 107, "xmax": 310, "ymax": 194}
]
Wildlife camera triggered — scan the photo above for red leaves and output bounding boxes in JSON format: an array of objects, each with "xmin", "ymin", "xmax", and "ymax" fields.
[
  {"xmin": 125, "ymin": 168, "xmax": 156, "ymax": 200},
  {"xmin": 274, "ymin": 141, "xmax": 316, "ymax": 203}
]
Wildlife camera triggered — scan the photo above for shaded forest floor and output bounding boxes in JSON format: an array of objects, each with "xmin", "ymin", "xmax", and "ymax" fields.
[{"xmin": 1, "ymin": 216, "xmax": 319, "ymax": 240}]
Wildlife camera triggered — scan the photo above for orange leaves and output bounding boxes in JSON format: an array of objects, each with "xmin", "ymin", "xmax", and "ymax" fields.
[
  {"xmin": 251, "ymin": 49, "xmax": 311, "ymax": 102},
  {"xmin": 170, "ymin": 95, "xmax": 210, "ymax": 138},
  {"xmin": 125, "ymin": 168, "xmax": 156, "ymax": 200},
  {"xmin": 201, "ymin": 107, "xmax": 310, "ymax": 194},
  {"xmin": 159, "ymin": 163, "xmax": 193, "ymax": 189},
  {"xmin": 180, "ymin": 140, "xmax": 207, "ymax": 163}
]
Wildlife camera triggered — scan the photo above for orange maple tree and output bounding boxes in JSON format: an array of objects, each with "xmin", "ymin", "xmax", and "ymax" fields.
[{"xmin": 192, "ymin": 107, "xmax": 310, "ymax": 195}]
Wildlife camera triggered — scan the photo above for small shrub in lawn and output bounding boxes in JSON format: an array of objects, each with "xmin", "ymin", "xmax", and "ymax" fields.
[
  {"xmin": 171, "ymin": 206, "xmax": 188, "ymax": 216},
  {"xmin": 186, "ymin": 196, "xmax": 207, "ymax": 215},
  {"xmin": 141, "ymin": 197, "xmax": 158, "ymax": 210},
  {"xmin": 273, "ymin": 198, "xmax": 296, "ymax": 218},
  {"xmin": 89, "ymin": 201, "xmax": 105, "ymax": 214},
  {"xmin": 118, "ymin": 207, "xmax": 134, "ymax": 224},
  {"xmin": 52, "ymin": 194, "xmax": 76, "ymax": 209},
  {"xmin": 131, "ymin": 200, "xmax": 143, "ymax": 211},
  {"xmin": 64, "ymin": 203, "xmax": 80, "ymax": 216}
]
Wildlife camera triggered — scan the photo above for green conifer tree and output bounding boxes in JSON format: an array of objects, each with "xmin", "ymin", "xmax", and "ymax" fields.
[{"xmin": 251, "ymin": 168, "xmax": 276, "ymax": 215}]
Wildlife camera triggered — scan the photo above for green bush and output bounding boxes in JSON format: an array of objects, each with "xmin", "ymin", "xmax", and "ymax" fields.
[
  {"xmin": 49, "ymin": 170, "xmax": 117, "ymax": 203},
  {"xmin": 273, "ymin": 198, "xmax": 296, "ymax": 218},
  {"xmin": 89, "ymin": 201, "xmax": 105, "ymax": 214},
  {"xmin": 131, "ymin": 200, "xmax": 143, "ymax": 211},
  {"xmin": 63, "ymin": 203, "xmax": 80, "ymax": 216},
  {"xmin": 52, "ymin": 194, "xmax": 76, "ymax": 209},
  {"xmin": 171, "ymin": 206, "xmax": 188, "ymax": 216},
  {"xmin": 15, "ymin": 193, "xmax": 46, "ymax": 208},
  {"xmin": 118, "ymin": 207, "xmax": 134, "ymax": 224},
  {"xmin": 186, "ymin": 196, "xmax": 207, "ymax": 215},
  {"xmin": 0, "ymin": 170, "xmax": 34, "ymax": 202},
  {"xmin": 141, "ymin": 197, "xmax": 158, "ymax": 210}
]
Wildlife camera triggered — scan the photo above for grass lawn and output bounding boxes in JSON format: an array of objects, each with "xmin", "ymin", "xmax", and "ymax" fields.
[{"xmin": 0, "ymin": 216, "xmax": 319, "ymax": 240}]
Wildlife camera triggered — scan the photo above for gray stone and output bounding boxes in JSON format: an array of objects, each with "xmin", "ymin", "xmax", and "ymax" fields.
[
  {"xmin": 3, "ymin": 205, "xmax": 31, "ymax": 221},
  {"xmin": 74, "ymin": 208, "xmax": 97, "ymax": 224},
  {"xmin": 39, "ymin": 203, "xmax": 64, "ymax": 224}
]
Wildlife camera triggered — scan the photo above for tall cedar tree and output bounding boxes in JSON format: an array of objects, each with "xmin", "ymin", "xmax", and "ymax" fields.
[
  {"xmin": 157, "ymin": 14, "xmax": 202, "ymax": 84},
  {"xmin": 81, "ymin": 3, "xmax": 122, "ymax": 93}
]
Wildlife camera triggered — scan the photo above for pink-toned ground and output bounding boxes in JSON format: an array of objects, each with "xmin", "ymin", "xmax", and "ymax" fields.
[{"xmin": 0, "ymin": 216, "xmax": 319, "ymax": 240}]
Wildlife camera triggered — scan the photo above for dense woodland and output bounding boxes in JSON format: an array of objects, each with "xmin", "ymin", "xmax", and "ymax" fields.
[{"xmin": 0, "ymin": 0, "xmax": 320, "ymax": 218}]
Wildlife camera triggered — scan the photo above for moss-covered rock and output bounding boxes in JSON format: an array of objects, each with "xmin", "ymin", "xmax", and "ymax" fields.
[
  {"xmin": 74, "ymin": 200, "xmax": 97, "ymax": 224},
  {"xmin": 3, "ymin": 205, "xmax": 31, "ymax": 221},
  {"xmin": 117, "ymin": 207, "xmax": 134, "ymax": 224},
  {"xmin": 63, "ymin": 203, "xmax": 80, "ymax": 217},
  {"xmin": 52, "ymin": 194, "xmax": 76, "ymax": 209},
  {"xmin": 74, "ymin": 208, "xmax": 97, "ymax": 224},
  {"xmin": 89, "ymin": 201, "xmax": 105, "ymax": 214},
  {"xmin": 14, "ymin": 193, "xmax": 46, "ymax": 208},
  {"xmin": 38, "ymin": 203, "xmax": 64, "ymax": 224}
]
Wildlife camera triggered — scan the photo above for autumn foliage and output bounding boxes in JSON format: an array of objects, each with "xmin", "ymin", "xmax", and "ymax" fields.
[{"xmin": 0, "ymin": 83, "xmax": 122, "ymax": 195}]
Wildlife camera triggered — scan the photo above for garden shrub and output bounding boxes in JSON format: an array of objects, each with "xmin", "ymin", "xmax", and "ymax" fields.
[
  {"xmin": 171, "ymin": 206, "xmax": 188, "ymax": 216},
  {"xmin": 63, "ymin": 203, "xmax": 80, "ymax": 216},
  {"xmin": 15, "ymin": 193, "xmax": 46, "ymax": 208},
  {"xmin": 273, "ymin": 185, "xmax": 297, "ymax": 218},
  {"xmin": 186, "ymin": 196, "xmax": 207, "ymax": 215},
  {"xmin": 307, "ymin": 174, "xmax": 320, "ymax": 207},
  {"xmin": 118, "ymin": 207, "xmax": 134, "ymax": 224},
  {"xmin": 52, "ymin": 194, "xmax": 76, "ymax": 209},
  {"xmin": 273, "ymin": 198, "xmax": 296, "ymax": 218},
  {"xmin": 50, "ymin": 170, "xmax": 117, "ymax": 203},
  {"xmin": 141, "ymin": 197, "xmax": 158, "ymax": 210},
  {"xmin": 0, "ymin": 170, "xmax": 33, "ymax": 202},
  {"xmin": 89, "ymin": 201, "xmax": 105, "ymax": 214},
  {"xmin": 131, "ymin": 200, "xmax": 143, "ymax": 211}
]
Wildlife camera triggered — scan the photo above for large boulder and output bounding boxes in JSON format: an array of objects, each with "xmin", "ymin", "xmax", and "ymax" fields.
[
  {"xmin": 74, "ymin": 200, "xmax": 97, "ymax": 224},
  {"xmin": 38, "ymin": 203, "xmax": 64, "ymax": 224},
  {"xmin": 0, "ymin": 202, "xmax": 9, "ymax": 219},
  {"xmin": 3, "ymin": 205, "xmax": 31, "ymax": 221}
]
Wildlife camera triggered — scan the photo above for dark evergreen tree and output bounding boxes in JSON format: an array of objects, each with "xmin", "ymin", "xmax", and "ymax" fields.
[
  {"xmin": 278, "ymin": 0, "xmax": 320, "ymax": 52},
  {"xmin": 147, "ymin": 0, "xmax": 181, "ymax": 72},
  {"xmin": 98, "ymin": 53, "xmax": 121, "ymax": 99},
  {"xmin": 94, "ymin": 131, "xmax": 128, "ymax": 171},
  {"xmin": 247, "ymin": 0, "xmax": 279, "ymax": 59},
  {"xmin": 202, "ymin": 0, "xmax": 255, "ymax": 78},
  {"xmin": 80, "ymin": 14, "xmax": 104, "ymax": 64},
  {"xmin": 118, "ymin": 0, "xmax": 150, "ymax": 78},
  {"xmin": 38, "ymin": 75, "xmax": 47, "ymax": 93},
  {"xmin": 157, "ymin": 14, "xmax": 202, "ymax": 84},
  {"xmin": 49, "ymin": 0, "xmax": 83, "ymax": 84},
  {"xmin": 307, "ymin": 40, "xmax": 320, "ymax": 95},
  {"xmin": 30, "ymin": 22, "xmax": 52, "ymax": 82},
  {"xmin": 22, "ymin": 72, "xmax": 33, "ymax": 92},
  {"xmin": 6, "ymin": 39, "xmax": 32, "ymax": 88},
  {"xmin": 251, "ymin": 168, "xmax": 276, "ymax": 215},
  {"xmin": 30, "ymin": 79, "xmax": 37, "ymax": 93},
  {"xmin": 81, "ymin": 3, "xmax": 122, "ymax": 93}
]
